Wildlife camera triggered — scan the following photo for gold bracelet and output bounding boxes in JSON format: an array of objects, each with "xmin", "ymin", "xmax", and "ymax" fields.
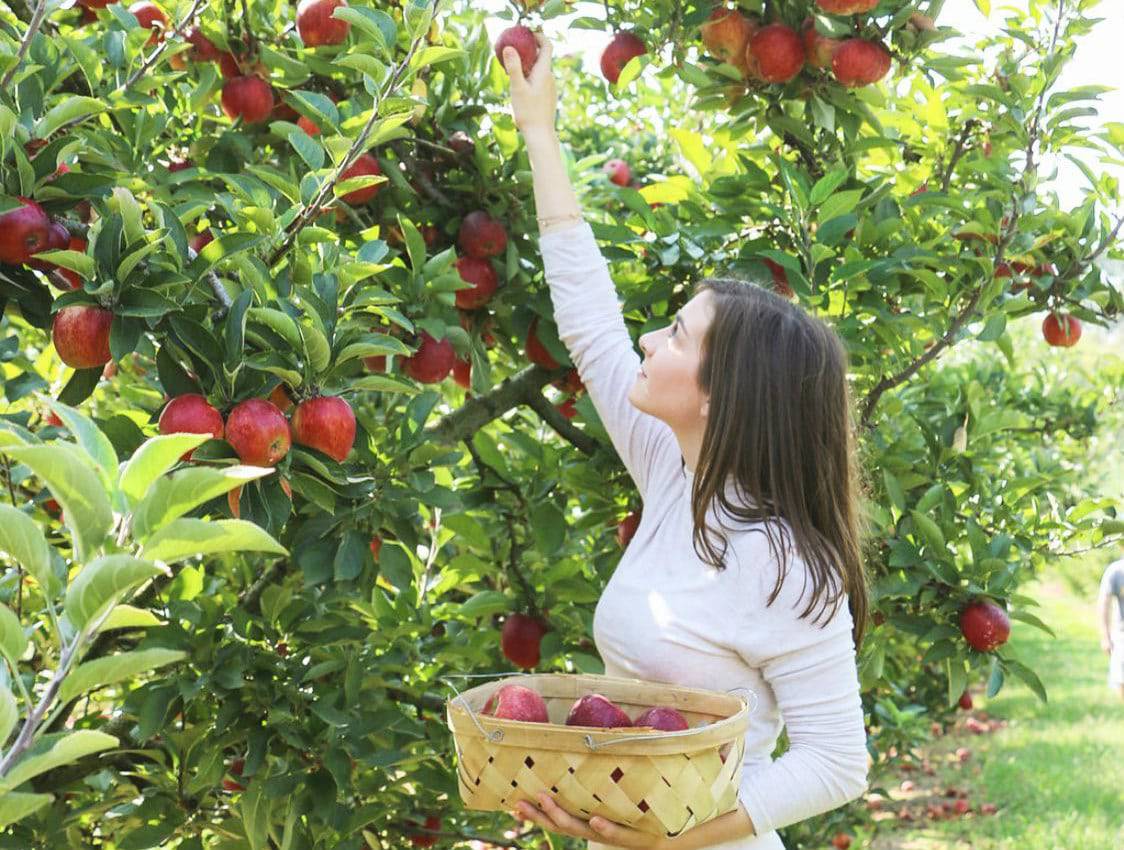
[{"xmin": 537, "ymin": 213, "xmax": 584, "ymax": 228}]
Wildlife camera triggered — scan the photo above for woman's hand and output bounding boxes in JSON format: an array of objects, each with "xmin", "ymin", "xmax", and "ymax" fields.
[
  {"xmin": 512, "ymin": 791, "xmax": 665, "ymax": 848},
  {"xmin": 502, "ymin": 31, "xmax": 558, "ymax": 136}
]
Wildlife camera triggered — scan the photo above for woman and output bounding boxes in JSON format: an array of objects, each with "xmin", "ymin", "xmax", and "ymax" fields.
[{"xmin": 501, "ymin": 34, "xmax": 871, "ymax": 850}]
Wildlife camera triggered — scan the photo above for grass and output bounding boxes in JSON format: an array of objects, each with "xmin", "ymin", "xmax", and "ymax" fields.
[{"xmin": 867, "ymin": 576, "xmax": 1124, "ymax": 850}]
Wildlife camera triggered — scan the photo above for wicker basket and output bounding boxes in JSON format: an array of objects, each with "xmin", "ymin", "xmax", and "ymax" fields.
[{"xmin": 445, "ymin": 672, "xmax": 755, "ymax": 838}]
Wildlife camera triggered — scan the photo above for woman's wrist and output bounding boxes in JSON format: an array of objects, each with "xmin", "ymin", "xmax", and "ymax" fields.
[{"xmin": 522, "ymin": 125, "xmax": 558, "ymax": 150}]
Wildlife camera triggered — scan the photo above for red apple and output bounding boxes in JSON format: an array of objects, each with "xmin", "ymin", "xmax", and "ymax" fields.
[
  {"xmin": 501, "ymin": 613, "xmax": 548, "ymax": 669},
  {"xmin": 217, "ymin": 51, "xmax": 241, "ymax": 78},
  {"xmin": 831, "ymin": 834, "xmax": 852, "ymax": 850},
  {"xmin": 222, "ymin": 778, "xmax": 245, "ymax": 792},
  {"xmin": 603, "ymin": 158, "xmax": 631, "ymax": 187},
  {"xmin": 0, "ymin": 198, "xmax": 50, "ymax": 265},
  {"xmin": 552, "ymin": 367, "xmax": 584, "ymax": 394},
  {"xmin": 128, "ymin": 1, "xmax": 168, "ymax": 47},
  {"xmin": 980, "ymin": 802, "xmax": 997, "ymax": 815},
  {"xmin": 955, "ymin": 746, "xmax": 971, "ymax": 762},
  {"xmin": 339, "ymin": 153, "xmax": 383, "ymax": 205},
  {"xmin": 221, "ymin": 76, "xmax": 275, "ymax": 124},
  {"xmin": 1042, "ymin": 313, "xmax": 1081, "ymax": 347},
  {"xmin": 297, "ymin": 0, "xmax": 350, "ymax": 47},
  {"xmin": 954, "ymin": 799, "xmax": 971, "ymax": 815},
  {"xmin": 816, "ymin": 0, "xmax": 879, "ymax": 12},
  {"xmin": 452, "ymin": 356, "xmax": 471, "ymax": 389},
  {"xmin": 363, "ymin": 354, "xmax": 387, "ymax": 373},
  {"xmin": 763, "ymin": 258, "xmax": 794, "ymax": 298},
  {"xmin": 802, "ymin": 20, "xmax": 841, "ymax": 70},
  {"xmin": 225, "ymin": 398, "xmax": 291, "ymax": 466},
  {"xmin": 700, "ymin": 7, "xmax": 756, "ymax": 75},
  {"xmin": 556, "ymin": 397, "xmax": 577, "ymax": 419},
  {"xmin": 52, "ymin": 305, "xmax": 113, "ymax": 369},
  {"xmin": 370, "ymin": 535, "xmax": 382, "ymax": 560},
  {"xmin": 617, "ymin": 509, "xmax": 641, "ymax": 548},
  {"xmin": 189, "ymin": 229, "xmax": 214, "ymax": 255},
  {"xmin": 457, "ymin": 210, "xmax": 507, "ymax": 259},
  {"xmin": 291, "ymin": 395, "xmax": 356, "ymax": 462},
  {"xmin": 407, "ymin": 815, "xmax": 442, "ymax": 848},
  {"xmin": 453, "ymin": 256, "xmax": 498, "ymax": 310},
  {"xmin": 481, "ymin": 683, "xmax": 549, "ymax": 722},
  {"xmin": 600, "ymin": 31, "xmax": 646, "ymax": 85},
  {"xmin": 566, "ymin": 694, "xmax": 633, "ymax": 728},
  {"xmin": 184, "ymin": 26, "xmax": 219, "ymax": 60},
  {"xmin": 746, "ymin": 23, "xmax": 804, "ymax": 84},
  {"xmin": 402, "ymin": 331, "xmax": 455, "ymax": 383},
  {"xmin": 831, "ymin": 38, "xmax": 892, "ymax": 87},
  {"xmin": 495, "ymin": 25, "xmax": 539, "ymax": 77},
  {"xmin": 525, "ymin": 316, "xmax": 560, "ymax": 370},
  {"xmin": 159, "ymin": 394, "xmax": 224, "ymax": 460},
  {"xmin": 959, "ymin": 600, "xmax": 1010, "ymax": 652},
  {"xmin": 297, "ymin": 114, "xmax": 321, "ymax": 136},
  {"xmin": 958, "ymin": 690, "xmax": 973, "ymax": 710},
  {"xmin": 268, "ymin": 384, "xmax": 293, "ymax": 412},
  {"xmin": 633, "ymin": 706, "xmax": 688, "ymax": 731},
  {"xmin": 28, "ymin": 220, "xmax": 69, "ymax": 272}
]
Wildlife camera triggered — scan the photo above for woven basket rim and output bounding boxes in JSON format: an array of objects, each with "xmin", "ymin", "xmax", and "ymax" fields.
[{"xmin": 446, "ymin": 672, "xmax": 753, "ymax": 756}]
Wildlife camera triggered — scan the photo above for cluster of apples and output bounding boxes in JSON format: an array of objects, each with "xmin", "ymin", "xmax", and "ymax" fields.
[
  {"xmin": 158, "ymin": 389, "xmax": 355, "ymax": 472},
  {"xmin": 494, "ymin": 23, "xmax": 647, "ymax": 88},
  {"xmin": 481, "ymin": 684, "xmax": 691, "ymax": 733},
  {"xmin": 701, "ymin": 3, "xmax": 892, "ymax": 88}
]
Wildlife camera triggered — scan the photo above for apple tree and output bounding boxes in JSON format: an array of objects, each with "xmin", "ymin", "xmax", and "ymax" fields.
[{"xmin": 0, "ymin": 0, "xmax": 1121, "ymax": 847}]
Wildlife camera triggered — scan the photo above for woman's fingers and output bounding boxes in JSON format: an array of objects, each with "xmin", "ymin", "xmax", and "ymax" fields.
[{"xmin": 503, "ymin": 47, "xmax": 526, "ymax": 85}]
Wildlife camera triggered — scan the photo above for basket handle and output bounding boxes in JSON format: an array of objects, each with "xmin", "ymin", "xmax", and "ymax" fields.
[
  {"xmin": 440, "ymin": 672, "xmax": 528, "ymax": 743},
  {"xmin": 441, "ymin": 674, "xmax": 758, "ymax": 751}
]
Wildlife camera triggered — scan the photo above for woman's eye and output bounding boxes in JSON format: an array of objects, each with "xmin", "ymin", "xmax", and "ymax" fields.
[{"xmin": 669, "ymin": 323, "xmax": 676, "ymax": 337}]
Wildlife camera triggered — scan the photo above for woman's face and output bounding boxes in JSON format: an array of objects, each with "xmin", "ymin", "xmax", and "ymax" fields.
[{"xmin": 631, "ymin": 290, "xmax": 715, "ymax": 431}]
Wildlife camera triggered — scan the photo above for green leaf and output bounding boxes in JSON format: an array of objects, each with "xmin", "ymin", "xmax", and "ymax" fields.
[
  {"xmin": 58, "ymin": 648, "xmax": 186, "ymax": 705},
  {"xmin": 945, "ymin": 657, "xmax": 968, "ymax": 709},
  {"xmin": 32, "ymin": 97, "xmax": 106, "ymax": 139},
  {"xmin": 809, "ymin": 169, "xmax": 849, "ymax": 207},
  {"xmin": 241, "ymin": 782, "xmax": 273, "ymax": 850},
  {"xmin": 141, "ymin": 518, "xmax": 287, "ymax": 564},
  {"xmin": 0, "ymin": 606, "xmax": 27, "ymax": 666},
  {"xmin": 96, "ymin": 605, "xmax": 163, "ymax": 633},
  {"xmin": 111, "ymin": 187, "xmax": 145, "ymax": 247},
  {"xmin": 1002, "ymin": 657, "xmax": 1048, "ymax": 704},
  {"xmin": 299, "ymin": 323, "xmax": 331, "ymax": 374},
  {"xmin": 247, "ymin": 308, "xmax": 303, "ymax": 350},
  {"xmin": 0, "ymin": 731, "xmax": 119, "ymax": 792},
  {"xmin": 64, "ymin": 555, "xmax": 166, "ymax": 630},
  {"xmin": 817, "ymin": 189, "xmax": 865, "ymax": 223},
  {"xmin": 43, "ymin": 400, "xmax": 118, "ymax": 483},
  {"xmin": 0, "ymin": 687, "xmax": 18, "ymax": 747},
  {"xmin": 30, "ymin": 249, "xmax": 94, "ymax": 279},
  {"xmin": 131, "ymin": 466, "xmax": 275, "ymax": 540},
  {"xmin": 118, "ymin": 434, "xmax": 212, "ymax": 505},
  {"xmin": 0, "ymin": 445, "xmax": 113, "ymax": 562},
  {"xmin": 0, "ymin": 505, "xmax": 52, "ymax": 592},
  {"xmin": 0, "ymin": 792, "xmax": 53, "ymax": 829},
  {"xmin": 1008, "ymin": 609, "xmax": 1056, "ymax": 637},
  {"xmin": 910, "ymin": 510, "xmax": 946, "ymax": 554}
]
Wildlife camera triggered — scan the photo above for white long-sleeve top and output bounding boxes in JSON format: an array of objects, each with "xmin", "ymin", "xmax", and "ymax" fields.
[{"xmin": 539, "ymin": 221, "xmax": 869, "ymax": 850}]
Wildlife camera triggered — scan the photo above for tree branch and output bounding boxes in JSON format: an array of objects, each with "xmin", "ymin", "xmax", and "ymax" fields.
[
  {"xmin": 122, "ymin": 0, "xmax": 207, "ymax": 90},
  {"xmin": 521, "ymin": 385, "xmax": 599, "ymax": 455},
  {"xmin": 389, "ymin": 142, "xmax": 454, "ymax": 207},
  {"xmin": 1, "ymin": 0, "xmax": 49, "ymax": 92},
  {"xmin": 939, "ymin": 119, "xmax": 980, "ymax": 194},
  {"xmin": 424, "ymin": 365, "xmax": 555, "ymax": 443},
  {"xmin": 267, "ymin": 0, "xmax": 440, "ymax": 267}
]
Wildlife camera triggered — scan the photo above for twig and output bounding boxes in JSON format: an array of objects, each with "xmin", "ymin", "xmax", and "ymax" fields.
[
  {"xmin": 238, "ymin": 559, "xmax": 288, "ymax": 611},
  {"xmin": 389, "ymin": 142, "xmax": 453, "ymax": 206},
  {"xmin": 860, "ymin": 2, "xmax": 1069, "ymax": 429},
  {"xmin": 521, "ymin": 385, "xmax": 599, "ymax": 455},
  {"xmin": 0, "ymin": 0, "xmax": 49, "ymax": 92},
  {"xmin": 239, "ymin": 0, "xmax": 256, "ymax": 56},
  {"xmin": 939, "ymin": 119, "xmax": 980, "ymax": 194},
  {"xmin": 123, "ymin": 0, "xmax": 208, "ymax": 90},
  {"xmin": 268, "ymin": 0, "xmax": 440, "ymax": 267},
  {"xmin": 187, "ymin": 245, "xmax": 234, "ymax": 318}
]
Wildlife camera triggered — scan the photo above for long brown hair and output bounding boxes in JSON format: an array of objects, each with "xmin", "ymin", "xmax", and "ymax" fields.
[{"xmin": 686, "ymin": 278, "xmax": 871, "ymax": 650}]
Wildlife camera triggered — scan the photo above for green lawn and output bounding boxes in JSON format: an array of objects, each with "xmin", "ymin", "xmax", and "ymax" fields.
[{"xmin": 869, "ymin": 576, "xmax": 1124, "ymax": 850}]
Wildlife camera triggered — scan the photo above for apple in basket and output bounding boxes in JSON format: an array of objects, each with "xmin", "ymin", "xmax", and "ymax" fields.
[
  {"xmin": 481, "ymin": 684, "xmax": 549, "ymax": 723},
  {"xmin": 565, "ymin": 694, "xmax": 634, "ymax": 728},
  {"xmin": 633, "ymin": 706, "xmax": 689, "ymax": 731}
]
